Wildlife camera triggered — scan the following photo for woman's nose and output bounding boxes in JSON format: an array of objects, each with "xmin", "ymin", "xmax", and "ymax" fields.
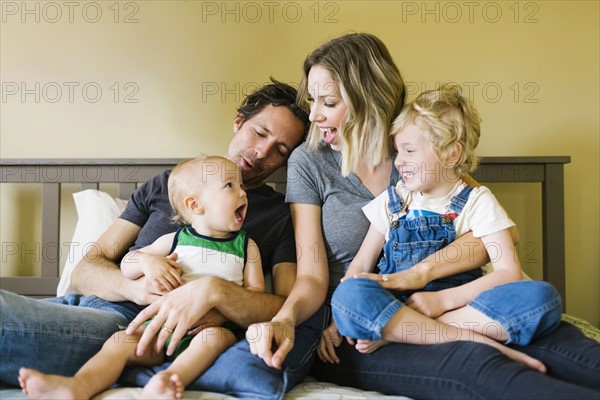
[{"xmin": 309, "ymin": 103, "xmax": 324, "ymax": 123}]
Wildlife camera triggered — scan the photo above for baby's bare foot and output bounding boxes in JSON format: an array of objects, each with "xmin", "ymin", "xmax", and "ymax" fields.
[
  {"xmin": 141, "ymin": 371, "xmax": 184, "ymax": 399},
  {"xmin": 18, "ymin": 368, "xmax": 90, "ymax": 400}
]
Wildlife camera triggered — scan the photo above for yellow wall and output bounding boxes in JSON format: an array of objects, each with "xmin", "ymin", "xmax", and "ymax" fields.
[{"xmin": 1, "ymin": 1, "xmax": 598, "ymax": 326}]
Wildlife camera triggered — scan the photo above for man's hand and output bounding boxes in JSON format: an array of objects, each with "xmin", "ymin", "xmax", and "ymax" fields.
[
  {"xmin": 317, "ymin": 320, "xmax": 342, "ymax": 364},
  {"xmin": 246, "ymin": 319, "xmax": 295, "ymax": 370},
  {"xmin": 126, "ymin": 277, "xmax": 215, "ymax": 357},
  {"xmin": 187, "ymin": 309, "xmax": 228, "ymax": 336},
  {"xmin": 127, "ymin": 276, "xmax": 163, "ymax": 306}
]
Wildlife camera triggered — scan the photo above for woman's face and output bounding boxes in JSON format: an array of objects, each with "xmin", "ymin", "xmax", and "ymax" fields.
[{"xmin": 307, "ymin": 65, "xmax": 348, "ymax": 151}]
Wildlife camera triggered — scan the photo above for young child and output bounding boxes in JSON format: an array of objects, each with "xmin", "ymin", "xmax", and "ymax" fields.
[
  {"xmin": 18, "ymin": 156, "xmax": 264, "ymax": 400},
  {"xmin": 332, "ymin": 84, "xmax": 562, "ymax": 355}
]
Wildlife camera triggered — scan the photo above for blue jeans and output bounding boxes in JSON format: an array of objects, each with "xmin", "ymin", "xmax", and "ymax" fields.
[
  {"xmin": 0, "ymin": 289, "xmax": 328, "ymax": 398},
  {"xmin": 119, "ymin": 304, "xmax": 329, "ymax": 399},
  {"xmin": 332, "ymin": 278, "xmax": 562, "ymax": 345},
  {"xmin": 311, "ymin": 312, "xmax": 600, "ymax": 399},
  {"xmin": 0, "ymin": 290, "xmax": 131, "ymax": 385}
]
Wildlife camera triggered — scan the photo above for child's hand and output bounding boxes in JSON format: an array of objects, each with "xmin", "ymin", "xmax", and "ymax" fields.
[
  {"xmin": 142, "ymin": 253, "xmax": 183, "ymax": 293},
  {"xmin": 354, "ymin": 339, "xmax": 389, "ymax": 354},
  {"xmin": 405, "ymin": 290, "xmax": 453, "ymax": 318},
  {"xmin": 317, "ymin": 320, "xmax": 343, "ymax": 364}
]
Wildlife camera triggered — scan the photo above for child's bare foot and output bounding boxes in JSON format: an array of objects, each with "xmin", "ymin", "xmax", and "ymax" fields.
[
  {"xmin": 141, "ymin": 371, "xmax": 184, "ymax": 399},
  {"xmin": 490, "ymin": 343, "xmax": 547, "ymax": 373},
  {"xmin": 18, "ymin": 368, "xmax": 90, "ymax": 400}
]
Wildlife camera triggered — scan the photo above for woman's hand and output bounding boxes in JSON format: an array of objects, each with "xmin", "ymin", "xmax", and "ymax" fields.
[
  {"xmin": 126, "ymin": 276, "xmax": 216, "ymax": 357},
  {"xmin": 354, "ymin": 265, "xmax": 431, "ymax": 291},
  {"xmin": 246, "ymin": 318, "xmax": 295, "ymax": 370},
  {"xmin": 317, "ymin": 320, "xmax": 343, "ymax": 363},
  {"xmin": 354, "ymin": 339, "xmax": 389, "ymax": 354}
]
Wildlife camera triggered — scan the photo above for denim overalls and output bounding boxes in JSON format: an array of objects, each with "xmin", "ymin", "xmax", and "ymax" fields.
[
  {"xmin": 332, "ymin": 184, "xmax": 563, "ymax": 345},
  {"xmin": 377, "ymin": 185, "xmax": 482, "ymax": 300}
]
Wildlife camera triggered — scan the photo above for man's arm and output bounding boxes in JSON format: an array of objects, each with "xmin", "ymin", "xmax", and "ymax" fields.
[{"xmin": 71, "ymin": 218, "xmax": 160, "ymax": 305}]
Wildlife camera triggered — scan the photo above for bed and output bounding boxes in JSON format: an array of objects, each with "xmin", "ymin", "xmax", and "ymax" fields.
[{"xmin": 1, "ymin": 157, "xmax": 598, "ymax": 400}]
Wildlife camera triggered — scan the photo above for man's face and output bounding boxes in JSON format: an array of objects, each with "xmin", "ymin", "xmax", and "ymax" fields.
[{"xmin": 227, "ymin": 104, "xmax": 305, "ymax": 188}]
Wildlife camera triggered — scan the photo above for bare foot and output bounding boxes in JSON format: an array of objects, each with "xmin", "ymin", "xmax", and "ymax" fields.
[
  {"xmin": 490, "ymin": 343, "xmax": 547, "ymax": 373},
  {"xmin": 141, "ymin": 371, "xmax": 184, "ymax": 399},
  {"xmin": 18, "ymin": 368, "xmax": 90, "ymax": 400}
]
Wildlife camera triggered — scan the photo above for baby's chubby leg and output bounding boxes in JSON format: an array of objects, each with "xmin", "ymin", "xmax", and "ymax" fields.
[
  {"xmin": 19, "ymin": 329, "xmax": 164, "ymax": 400},
  {"xmin": 141, "ymin": 326, "xmax": 237, "ymax": 399}
]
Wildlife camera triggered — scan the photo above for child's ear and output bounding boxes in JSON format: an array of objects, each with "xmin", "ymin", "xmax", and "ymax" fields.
[
  {"xmin": 446, "ymin": 143, "xmax": 463, "ymax": 168},
  {"xmin": 184, "ymin": 195, "xmax": 204, "ymax": 215}
]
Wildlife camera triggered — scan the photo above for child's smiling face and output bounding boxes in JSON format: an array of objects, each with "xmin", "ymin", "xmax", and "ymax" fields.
[{"xmin": 393, "ymin": 124, "xmax": 458, "ymax": 198}]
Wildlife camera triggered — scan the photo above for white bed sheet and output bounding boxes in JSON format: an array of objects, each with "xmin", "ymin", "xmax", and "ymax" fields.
[{"xmin": 1, "ymin": 377, "xmax": 412, "ymax": 400}]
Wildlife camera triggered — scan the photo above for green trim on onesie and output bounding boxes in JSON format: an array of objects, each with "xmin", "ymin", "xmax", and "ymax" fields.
[{"xmin": 177, "ymin": 226, "xmax": 246, "ymax": 258}]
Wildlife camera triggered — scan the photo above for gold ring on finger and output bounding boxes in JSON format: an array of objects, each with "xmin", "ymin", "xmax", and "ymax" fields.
[{"xmin": 161, "ymin": 325, "xmax": 174, "ymax": 334}]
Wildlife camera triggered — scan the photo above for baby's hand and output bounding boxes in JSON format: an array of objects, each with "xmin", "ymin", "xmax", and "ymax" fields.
[{"xmin": 143, "ymin": 253, "xmax": 183, "ymax": 293}]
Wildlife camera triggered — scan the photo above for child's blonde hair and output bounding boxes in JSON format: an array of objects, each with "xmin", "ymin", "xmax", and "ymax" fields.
[
  {"xmin": 298, "ymin": 33, "xmax": 405, "ymax": 176},
  {"xmin": 168, "ymin": 156, "xmax": 232, "ymax": 225},
  {"xmin": 392, "ymin": 83, "xmax": 481, "ymax": 175}
]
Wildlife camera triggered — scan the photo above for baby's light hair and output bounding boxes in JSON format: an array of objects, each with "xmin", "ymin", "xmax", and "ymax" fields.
[
  {"xmin": 391, "ymin": 83, "xmax": 481, "ymax": 175},
  {"xmin": 167, "ymin": 155, "xmax": 230, "ymax": 225}
]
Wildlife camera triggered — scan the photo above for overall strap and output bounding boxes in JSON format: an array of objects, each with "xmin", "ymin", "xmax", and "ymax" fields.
[
  {"xmin": 386, "ymin": 186, "xmax": 404, "ymax": 228},
  {"xmin": 387, "ymin": 186, "xmax": 403, "ymax": 213},
  {"xmin": 448, "ymin": 185, "xmax": 474, "ymax": 214}
]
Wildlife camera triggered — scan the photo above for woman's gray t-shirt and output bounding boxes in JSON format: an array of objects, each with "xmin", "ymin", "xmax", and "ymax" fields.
[{"xmin": 286, "ymin": 142, "xmax": 398, "ymax": 298}]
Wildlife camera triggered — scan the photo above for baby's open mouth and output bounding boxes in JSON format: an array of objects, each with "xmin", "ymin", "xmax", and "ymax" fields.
[{"xmin": 235, "ymin": 204, "xmax": 246, "ymax": 223}]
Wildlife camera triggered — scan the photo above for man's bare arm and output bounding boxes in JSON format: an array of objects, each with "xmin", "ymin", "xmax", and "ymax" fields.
[
  {"xmin": 206, "ymin": 262, "xmax": 296, "ymax": 327},
  {"xmin": 71, "ymin": 218, "xmax": 159, "ymax": 305}
]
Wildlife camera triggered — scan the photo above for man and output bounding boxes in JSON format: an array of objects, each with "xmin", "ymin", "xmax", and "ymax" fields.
[{"xmin": 0, "ymin": 79, "xmax": 328, "ymax": 399}]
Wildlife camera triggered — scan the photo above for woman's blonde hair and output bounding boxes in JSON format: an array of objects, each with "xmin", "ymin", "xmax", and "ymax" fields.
[
  {"xmin": 391, "ymin": 83, "xmax": 481, "ymax": 175},
  {"xmin": 298, "ymin": 33, "xmax": 405, "ymax": 176}
]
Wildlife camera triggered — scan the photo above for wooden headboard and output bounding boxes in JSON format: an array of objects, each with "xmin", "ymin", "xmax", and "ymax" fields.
[{"xmin": 0, "ymin": 157, "xmax": 570, "ymax": 307}]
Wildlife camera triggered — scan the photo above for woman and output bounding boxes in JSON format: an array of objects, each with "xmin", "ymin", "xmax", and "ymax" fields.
[{"xmin": 248, "ymin": 32, "xmax": 600, "ymax": 399}]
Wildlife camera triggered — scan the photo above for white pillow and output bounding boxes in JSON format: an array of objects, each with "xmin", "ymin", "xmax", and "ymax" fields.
[{"xmin": 57, "ymin": 190, "xmax": 127, "ymax": 296}]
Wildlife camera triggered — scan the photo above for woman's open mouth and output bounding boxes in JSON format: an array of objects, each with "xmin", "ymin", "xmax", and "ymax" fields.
[{"xmin": 322, "ymin": 128, "xmax": 337, "ymax": 144}]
